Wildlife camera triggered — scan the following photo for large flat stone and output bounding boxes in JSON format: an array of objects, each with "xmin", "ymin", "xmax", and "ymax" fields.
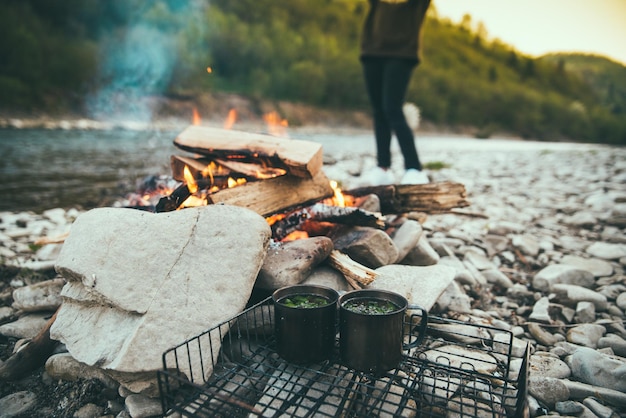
[{"xmin": 51, "ymin": 205, "xmax": 271, "ymax": 386}]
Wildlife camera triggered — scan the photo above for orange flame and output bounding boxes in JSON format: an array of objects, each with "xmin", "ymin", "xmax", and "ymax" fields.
[
  {"xmin": 282, "ymin": 231, "xmax": 309, "ymax": 241},
  {"xmin": 183, "ymin": 166, "xmax": 198, "ymax": 194},
  {"xmin": 228, "ymin": 177, "xmax": 247, "ymax": 188},
  {"xmin": 182, "ymin": 195, "xmax": 207, "ymax": 207},
  {"xmin": 330, "ymin": 180, "xmax": 345, "ymax": 207},
  {"xmin": 263, "ymin": 111, "xmax": 288, "ymax": 137},
  {"xmin": 224, "ymin": 109, "xmax": 237, "ymax": 130},
  {"xmin": 192, "ymin": 108, "xmax": 201, "ymax": 126}
]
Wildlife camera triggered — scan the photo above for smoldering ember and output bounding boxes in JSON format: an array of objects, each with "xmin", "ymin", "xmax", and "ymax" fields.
[{"xmin": 1, "ymin": 124, "xmax": 625, "ymax": 418}]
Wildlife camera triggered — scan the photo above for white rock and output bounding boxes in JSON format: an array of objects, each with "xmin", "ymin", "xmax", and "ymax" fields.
[
  {"xmin": 481, "ymin": 268, "xmax": 514, "ymax": 288},
  {"xmin": 431, "ymin": 280, "xmax": 472, "ymax": 314},
  {"xmin": 528, "ymin": 376, "xmax": 570, "ymax": 409},
  {"xmin": 583, "ymin": 397, "xmax": 621, "ymax": 418},
  {"xmin": 567, "ymin": 346, "xmax": 626, "ymax": 392},
  {"xmin": 552, "ymin": 284, "xmax": 608, "ymax": 311},
  {"xmin": 256, "ymin": 237, "xmax": 333, "ymax": 290},
  {"xmin": 597, "ymin": 334, "xmax": 626, "ymax": 357},
  {"xmin": 560, "ymin": 255, "xmax": 614, "ymax": 277},
  {"xmin": 50, "ymin": 205, "xmax": 271, "ymax": 391},
  {"xmin": 511, "ymin": 234, "xmax": 540, "ymax": 256},
  {"xmin": 301, "ymin": 265, "xmax": 351, "ymax": 292},
  {"xmin": 493, "ymin": 332, "xmax": 528, "ymax": 358},
  {"xmin": 617, "ymin": 292, "xmax": 626, "ymax": 311},
  {"xmin": 125, "ymin": 394, "xmax": 163, "ymax": 418},
  {"xmin": 561, "ymin": 379, "xmax": 626, "ymax": 408},
  {"xmin": 389, "ymin": 219, "xmax": 422, "ymax": 263},
  {"xmin": 11, "ymin": 278, "xmax": 65, "ymax": 312},
  {"xmin": 399, "ymin": 234, "xmax": 440, "ymax": 266},
  {"xmin": 371, "ymin": 264, "xmax": 455, "ymax": 312},
  {"xmin": 529, "ymin": 297, "xmax": 552, "ymax": 323},
  {"xmin": 575, "ymin": 301, "xmax": 596, "ymax": 323},
  {"xmin": 45, "ymin": 353, "xmax": 119, "ymax": 389},
  {"xmin": 463, "ymin": 250, "xmax": 494, "ymax": 271},
  {"xmin": 566, "ymin": 324, "xmax": 606, "ymax": 348},
  {"xmin": 0, "ymin": 313, "xmax": 51, "ymax": 339},
  {"xmin": 0, "ymin": 391, "xmax": 38, "ymax": 417},
  {"xmin": 532, "ymin": 264, "xmax": 595, "ymax": 291},
  {"xmin": 529, "ymin": 353, "xmax": 571, "ymax": 379},
  {"xmin": 586, "ymin": 242, "xmax": 626, "ymax": 260}
]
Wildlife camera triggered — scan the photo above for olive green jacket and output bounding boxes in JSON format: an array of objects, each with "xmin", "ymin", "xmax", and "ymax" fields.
[{"xmin": 360, "ymin": 0, "xmax": 431, "ymax": 63}]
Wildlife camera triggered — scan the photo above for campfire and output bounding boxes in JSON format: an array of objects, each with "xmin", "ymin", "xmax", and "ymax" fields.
[
  {"xmin": 129, "ymin": 112, "xmax": 470, "ymax": 250},
  {"xmin": 1, "ymin": 118, "xmax": 527, "ymax": 418}
]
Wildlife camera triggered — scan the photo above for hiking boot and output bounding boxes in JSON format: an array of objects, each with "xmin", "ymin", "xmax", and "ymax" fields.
[
  {"xmin": 401, "ymin": 168, "xmax": 429, "ymax": 185},
  {"xmin": 360, "ymin": 166, "xmax": 395, "ymax": 186}
]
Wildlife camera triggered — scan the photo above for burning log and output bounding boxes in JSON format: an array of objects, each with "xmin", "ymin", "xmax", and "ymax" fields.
[
  {"xmin": 345, "ymin": 181, "xmax": 469, "ymax": 214},
  {"xmin": 327, "ymin": 250, "xmax": 378, "ymax": 288},
  {"xmin": 170, "ymin": 155, "xmax": 232, "ymax": 181},
  {"xmin": 209, "ymin": 171, "xmax": 334, "ymax": 217},
  {"xmin": 156, "ymin": 170, "xmax": 335, "ymax": 215},
  {"xmin": 214, "ymin": 158, "xmax": 287, "ymax": 179},
  {"xmin": 170, "ymin": 155, "xmax": 286, "ymax": 182},
  {"xmin": 155, "ymin": 183, "xmax": 191, "ymax": 212},
  {"xmin": 270, "ymin": 204, "xmax": 386, "ymax": 241},
  {"xmin": 173, "ymin": 126, "xmax": 323, "ymax": 178},
  {"xmin": 0, "ymin": 309, "xmax": 59, "ymax": 381}
]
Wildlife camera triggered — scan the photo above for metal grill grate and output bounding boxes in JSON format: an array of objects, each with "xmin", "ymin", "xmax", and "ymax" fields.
[{"xmin": 158, "ymin": 297, "xmax": 528, "ymax": 417}]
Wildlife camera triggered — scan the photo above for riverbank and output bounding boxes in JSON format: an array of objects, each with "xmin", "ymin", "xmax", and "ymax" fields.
[{"xmin": 1, "ymin": 130, "xmax": 625, "ymax": 417}]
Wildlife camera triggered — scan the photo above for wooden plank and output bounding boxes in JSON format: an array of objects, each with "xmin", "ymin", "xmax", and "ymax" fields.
[
  {"xmin": 174, "ymin": 125, "xmax": 323, "ymax": 178},
  {"xmin": 209, "ymin": 171, "xmax": 334, "ymax": 217}
]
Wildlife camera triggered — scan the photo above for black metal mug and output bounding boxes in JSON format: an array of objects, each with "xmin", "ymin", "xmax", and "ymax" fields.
[
  {"xmin": 339, "ymin": 289, "xmax": 428, "ymax": 375},
  {"xmin": 272, "ymin": 285, "xmax": 339, "ymax": 364}
]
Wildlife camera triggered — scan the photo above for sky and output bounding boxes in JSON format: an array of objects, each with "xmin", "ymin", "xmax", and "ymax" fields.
[{"xmin": 433, "ymin": 0, "xmax": 626, "ymax": 66}]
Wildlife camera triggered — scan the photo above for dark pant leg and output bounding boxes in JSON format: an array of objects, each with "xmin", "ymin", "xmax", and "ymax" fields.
[
  {"xmin": 362, "ymin": 57, "xmax": 392, "ymax": 168},
  {"xmin": 381, "ymin": 59, "xmax": 422, "ymax": 170}
]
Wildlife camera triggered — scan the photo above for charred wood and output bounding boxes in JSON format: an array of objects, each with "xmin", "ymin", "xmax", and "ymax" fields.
[
  {"xmin": 155, "ymin": 182, "xmax": 195, "ymax": 213},
  {"xmin": 271, "ymin": 204, "xmax": 386, "ymax": 241}
]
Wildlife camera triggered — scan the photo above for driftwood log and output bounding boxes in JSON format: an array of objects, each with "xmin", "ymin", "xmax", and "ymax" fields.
[
  {"xmin": 345, "ymin": 181, "xmax": 469, "ymax": 214},
  {"xmin": 0, "ymin": 308, "xmax": 59, "ymax": 381}
]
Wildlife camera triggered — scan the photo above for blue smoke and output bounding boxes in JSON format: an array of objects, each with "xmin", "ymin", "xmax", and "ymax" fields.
[{"xmin": 86, "ymin": 1, "xmax": 206, "ymax": 123}]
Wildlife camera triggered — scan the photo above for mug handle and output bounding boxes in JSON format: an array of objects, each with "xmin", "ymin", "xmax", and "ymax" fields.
[{"xmin": 403, "ymin": 304, "xmax": 428, "ymax": 350}]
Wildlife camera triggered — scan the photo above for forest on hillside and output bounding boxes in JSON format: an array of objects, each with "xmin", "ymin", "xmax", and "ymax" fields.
[{"xmin": 1, "ymin": 0, "xmax": 625, "ymax": 144}]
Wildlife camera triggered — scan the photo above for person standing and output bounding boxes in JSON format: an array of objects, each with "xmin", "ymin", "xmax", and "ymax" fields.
[{"xmin": 359, "ymin": 0, "xmax": 431, "ymax": 185}]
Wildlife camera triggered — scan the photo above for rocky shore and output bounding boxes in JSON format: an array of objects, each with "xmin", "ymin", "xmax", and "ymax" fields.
[{"xmin": 1, "ymin": 130, "xmax": 625, "ymax": 417}]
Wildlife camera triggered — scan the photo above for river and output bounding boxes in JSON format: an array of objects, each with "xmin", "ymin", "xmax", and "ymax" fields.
[
  {"xmin": 0, "ymin": 128, "xmax": 179, "ymax": 213},
  {"xmin": 0, "ymin": 126, "xmax": 614, "ymax": 214}
]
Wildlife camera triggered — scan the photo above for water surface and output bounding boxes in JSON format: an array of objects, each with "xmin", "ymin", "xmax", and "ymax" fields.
[
  {"xmin": 0, "ymin": 127, "xmax": 612, "ymax": 214},
  {"xmin": 0, "ymin": 128, "xmax": 178, "ymax": 213}
]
